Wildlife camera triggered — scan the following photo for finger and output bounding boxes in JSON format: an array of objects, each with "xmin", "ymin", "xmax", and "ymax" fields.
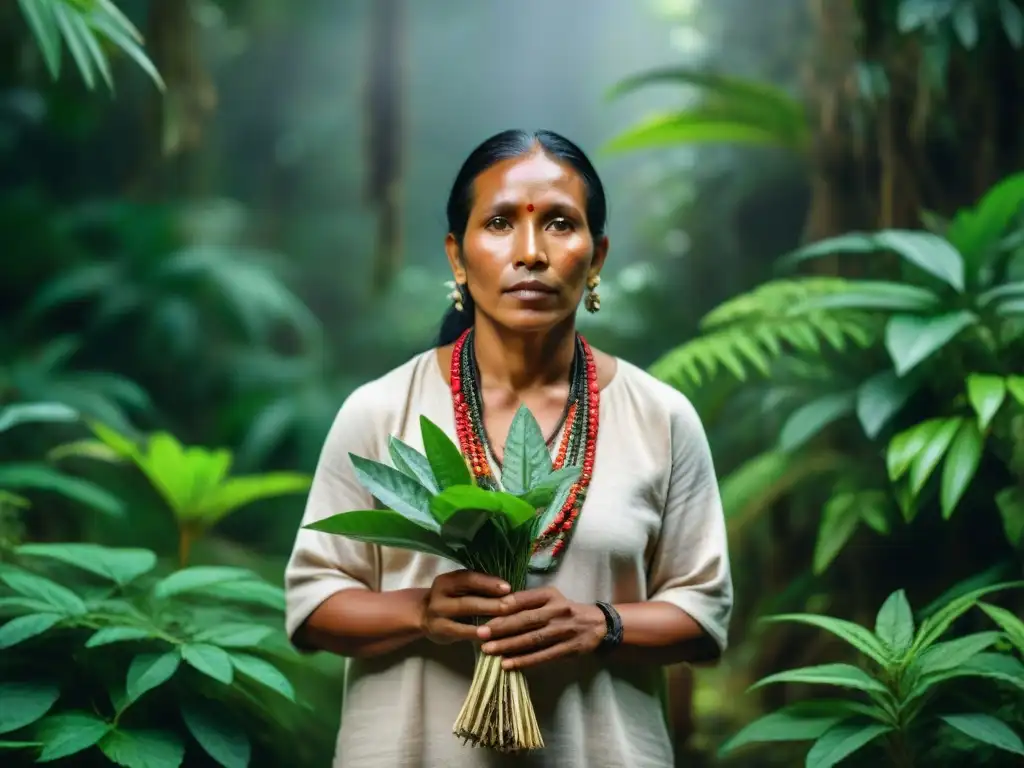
[
  {"xmin": 443, "ymin": 571, "xmax": 511, "ymax": 598},
  {"xmin": 501, "ymin": 640, "xmax": 580, "ymax": 671},
  {"xmin": 491, "ymin": 587, "xmax": 555, "ymax": 615},
  {"xmin": 481, "ymin": 623, "xmax": 573, "ymax": 657},
  {"xmin": 438, "ymin": 595, "xmax": 509, "ymax": 619},
  {"xmin": 478, "ymin": 604, "xmax": 561, "ymax": 640},
  {"xmin": 428, "ymin": 618, "xmax": 481, "ymax": 643}
]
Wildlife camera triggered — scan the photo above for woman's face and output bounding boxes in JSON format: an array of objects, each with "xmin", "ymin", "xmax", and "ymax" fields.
[{"xmin": 446, "ymin": 149, "xmax": 608, "ymax": 335}]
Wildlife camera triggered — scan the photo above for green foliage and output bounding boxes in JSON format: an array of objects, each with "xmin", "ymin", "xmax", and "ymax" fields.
[
  {"xmin": 603, "ymin": 67, "xmax": 810, "ymax": 153},
  {"xmin": 649, "ymin": 278, "xmax": 878, "ymax": 391},
  {"xmin": 307, "ymin": 406, "xmax": 579, "ymax": 587},
  {"xmin": 16, "ymin": 0, "xmax": 164, "ymax": 91},
  {"xmin": 0, "ymin": 544, "xmax": 309, "ymax": 767},
  {"xmin": 655, "ymin": 172, "xmax": 1024, "ymax": 561},
  {"xmin": 52, "ymin": 422, "xmax": 311, "ymax": 565},
  {"xmin": 720, "ymin": 583, "xmax": 1024, "ymax": 765}
]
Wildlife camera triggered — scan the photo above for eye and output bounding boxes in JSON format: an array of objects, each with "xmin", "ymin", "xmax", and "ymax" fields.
[
  {"xmin": 546, "ymin": 217, "xmax": 575, "ymax": 233},
  {"xmin": 486, "ymin": 216, "xmax": 512, "ymax": 232}
]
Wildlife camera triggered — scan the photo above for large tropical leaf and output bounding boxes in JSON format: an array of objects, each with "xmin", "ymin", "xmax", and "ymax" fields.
[
  {"xmin": 604, "ymin": 67, "xmax": 808, "ymax": 153},
  {"xmin": 779, "ymin": 231, "xmax": 966, "ymax": 293}
]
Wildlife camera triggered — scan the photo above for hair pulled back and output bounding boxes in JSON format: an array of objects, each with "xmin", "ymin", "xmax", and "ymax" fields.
[{"xmin": 437, "ymin": 129, "xmax": 607, "ymax": 346}]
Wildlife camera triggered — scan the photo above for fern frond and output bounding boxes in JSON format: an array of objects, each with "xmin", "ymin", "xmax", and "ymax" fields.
[
  {"xmin": 701, "ymin": 278, "xmax": 855, "ymax": 329},
  {"xmin": 650, "ymin": 279, "xmax": 880, "ymax": 392}
]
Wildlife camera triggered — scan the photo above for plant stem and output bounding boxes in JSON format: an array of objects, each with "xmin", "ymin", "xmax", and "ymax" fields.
[{"xmin": 178, "ymin": 525, "xmax": 193, "ymax": 569}]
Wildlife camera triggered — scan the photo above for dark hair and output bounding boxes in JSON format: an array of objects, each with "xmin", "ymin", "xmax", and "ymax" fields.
[{"xmin": 436, "ymin": 129, "xmax": 608, "ymax": 346}]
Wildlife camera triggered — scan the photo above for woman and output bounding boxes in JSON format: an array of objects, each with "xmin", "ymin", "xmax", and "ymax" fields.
[{"xmin": 285, "ymin": 129, "xmax": 733, "ymax": 768}]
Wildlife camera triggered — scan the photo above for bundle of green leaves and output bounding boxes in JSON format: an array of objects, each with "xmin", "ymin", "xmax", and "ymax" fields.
[{"xmin": 305, "ymin": 405, "xmax": 580, "ymax": 752}]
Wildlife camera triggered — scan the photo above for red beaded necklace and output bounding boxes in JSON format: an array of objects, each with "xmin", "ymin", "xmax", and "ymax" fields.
[{"xmin": 449, "ymin": 328, "xmax": 600, "ymax": 570}]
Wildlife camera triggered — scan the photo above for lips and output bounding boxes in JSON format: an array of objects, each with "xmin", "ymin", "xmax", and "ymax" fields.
[{"xmin": 505, "ymin": 280, "xmax": 557, "ymax": 294}]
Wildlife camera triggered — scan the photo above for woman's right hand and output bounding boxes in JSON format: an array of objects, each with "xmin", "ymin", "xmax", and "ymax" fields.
[{"xmin": 420, "ymin": 570, "xmax": 511, "ymax": 645}]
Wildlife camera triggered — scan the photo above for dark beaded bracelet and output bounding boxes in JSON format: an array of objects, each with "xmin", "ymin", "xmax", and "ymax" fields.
[{"xmin": 594, "ymin": 601, "xmax": 624, "ymax": 653}]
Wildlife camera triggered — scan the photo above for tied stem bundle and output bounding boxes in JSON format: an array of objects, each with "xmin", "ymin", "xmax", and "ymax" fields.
[{"xmin": 305, "ymin": 406, "xmax": 579, "ymax": 752}]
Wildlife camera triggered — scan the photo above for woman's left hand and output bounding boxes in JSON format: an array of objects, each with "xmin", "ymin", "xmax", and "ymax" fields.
[{"xmin": 476, "ymin": 586, "xmax": 607, "ymax": 670}]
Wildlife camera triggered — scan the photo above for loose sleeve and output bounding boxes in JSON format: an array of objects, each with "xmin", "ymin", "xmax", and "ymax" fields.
[
  {"xmin": 647, "ymin": 394, "xmax": 733, "ymax": 653},
  {"xmin": 283, "ymin": 385, "xmax": 382, "ymax": 642}
]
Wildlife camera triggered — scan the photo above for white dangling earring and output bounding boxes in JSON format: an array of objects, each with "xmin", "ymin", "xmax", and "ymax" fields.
[{"xmin": 445, "ymin": 280, "xmax": 465, "ymax": 311}]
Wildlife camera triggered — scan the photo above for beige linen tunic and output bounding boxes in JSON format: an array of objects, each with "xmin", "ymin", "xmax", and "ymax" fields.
[{"xmin": 284, "ymin": 350, "xmax": 733, "ymax": 768}]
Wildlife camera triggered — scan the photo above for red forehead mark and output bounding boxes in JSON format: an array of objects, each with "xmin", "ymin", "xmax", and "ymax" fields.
[{"xmin": 526, "ymin": 204, "xmax": 534, "ymax": 212}]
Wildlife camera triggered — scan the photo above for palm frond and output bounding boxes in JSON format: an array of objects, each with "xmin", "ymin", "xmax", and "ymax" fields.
[
  {"xmin": 603, "ymin": 66, "xmax": 808, "ymax": 154},
  {"xmin": 650, "ymin": 279, "xmax": 879, "ymax": 392}
]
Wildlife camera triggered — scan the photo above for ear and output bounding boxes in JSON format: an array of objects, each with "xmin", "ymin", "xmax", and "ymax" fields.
[
  {"xmin": 445, "ymin": 233, "xmax": 466, "ymax": 283},
  {"xmin": 589, "ymin": 234, "xmax": 609, "ymax": 280}
]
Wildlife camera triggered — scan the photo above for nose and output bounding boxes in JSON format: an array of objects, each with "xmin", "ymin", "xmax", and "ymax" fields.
[{"xmin": 516, "ymin": 220, "xmax": 548, "ymax": 271}]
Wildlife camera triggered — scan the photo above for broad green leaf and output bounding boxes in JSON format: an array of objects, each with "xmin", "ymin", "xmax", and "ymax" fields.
[
  {"xmin": 99, "ymin": 728, "xmax": 185, "ymax": 768},
  {"xmin": 16, "ymin": 0, "xmax": 62, "ymax": 79},
  {"xmin": 418, "ymin": 416, "xmax": 471, "ymax": 489},
  {"xmin": 805, "ymin": 722, "xmax": 894, "ymax": 768},
  {"xmin": 939, "ymin": 420, "xmax": 984, "ymax": 519},
  {"xmin": 718, "ymin": 700, "xmax": 871, "ymax": 755},
  {"xmin": 908, "ymin": 653, "xmax": 1024, "ymax": 699},
  {"xmin": 912, "ymin": 581, "xmax": 1024, "ymax": 653},
  {"xmin": 908, "ymin": 416, "xmax": 962, "ymax": 495},
  {"xmin": 192, "ymin": 623, "xmax": 274, "ymax": 649},
  {"xmin": 748, "ymin": 663, "xmax": 887, "ymax": 694},
  {"xmin": 1007, "ymin": 376, "xmax": 1024, "ymax": 407},
  {"xmin": 995, "ymin": 488, "xmax": 1024, "ymax": 547},
  {"xmin": 180, "ymin": 644, "xmax": 234, "ymax": 685},
  {"xmin": 350, "ymin": 454, "xmax": 438, "ymax": 530},
  {"xmin": 0, "ymin": 613, "xmax": 62, "ymax": 649},
  {"xmin": 15, "ymin": 543, "xmax": 156, "ymax": 586},
  {"xmin": 501, "ymin": 405, "xmax": 551, "ymax": 495},
  {"xmin": 35, "ymin": 712, "xmax": 110, "ymax": 763},
  {"xmin": 885, "ymin": 311, "xmax": 977, "ymax": 376},
  {"xmin": 788, "ymin": 280, "xmax": 941, "ymax": 313},
  {"xmin": 0, "ymin": 571, "xmax": 86, "ymax": 615},
  {"xmin": 531, "ymin": 479, "xmax": 574, "ymax": 543},
  {"xmin": 952, "ymin": 3, "xmax": 979, "ymax": 48},
  {"xmin": 388, "ymin": 437, "xmax": 440, "ymax": 493},
  {"xmin": 86, "ymin": 627, "xmax": 159, "ymax": 648},
  {"xmin": 762, "ymin": 614, "xmax": 890, "ymax": 665},
  {"xmin": 966, "ymin": 374, "xmax": 1007, "ymax": 430},
  {"xmin": 780, "ymin": 230, "xmax": 965, "ymax": 292},
  {"xmin": 126, "ymin": 652, "xmax": 180, "ymax": 703},
  {"xmin": 778, "ymin": 392, "xmax": 856, "ymax": 452},
  {"xmin": 305, "ymin": 510, "xmax": 459, "ymax": 562},
  {"xmin": 0, "ymin": 464, "xmax": 124, "ymax": 517},
  {"xmin": 1001, "ymin": 0, "xmax": 1024, "ymax": 48},
  {"xmin": 812, "ymin": 494, "xmax": 860, "ymax": 575},
  {"xmin": 940, "ymin": 714, "xmax": 1024, "ymax": 757},
  {"xmin": 229, "ymin": 653, "xmax": 295, "ymax": 701},
  {"xmin": 0, "ymin": 403, "xmax": 78, "ymax": 434},
  {"xmin": 947, "ymin": 171, "xmax": 1024, "ymax": 257},
  {"xmin": 192, "ymin": 472, "xmax": 310, "ymax": 525},
  {"xmin": 181, "ymin": 703, "xmax": 250, "ymax": 768},
  {"xmin": 874, "ymin": 589, "xmax": 914, "ymax": 657},
  {"xmin": 517, "ymin": 466, "xmax": 580, "ymax": 509},
  {"xmin": 438, "ymin": 508, "xmax": 490, "ymax": 548},
  {"xmin": 916, "ymin": 631, "xmax": 1003, "ymax": 675},
  {"xmin": 0, "ymin": 682, "xmax": 59, "ymax": 734},
  {"xmin": 978, "ymin": 281, "xmax": 1024, "ymax": 308},
  {"xmin": 979, "ymin": 603, "xmax": 1024, "ymax": 653},
  {"xmin": 202, "ymin": 580, "xmax": 284, "ymax": 611},
  {"xmin": 430, "ymin": 485, "xmax": 537, "ymax": 530},
  {"xmin": 856, "ymin": 370, "xmax": 918, "ymax": 439},
  {"xmin": 601, "ymin": 109, "xmax": 803, "ymax": 153},
  {"xmin": 887, "ymin": 419, "xmax": 945, "ymax": 481},
  {"xmin": 151, "ymin": 567, "xmax": 255, "ymax": 600}
]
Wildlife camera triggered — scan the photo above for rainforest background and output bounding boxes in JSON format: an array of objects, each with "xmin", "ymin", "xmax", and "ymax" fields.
[{"xmin": 1, "ymin": 1, "xmax": 1023, "ymax": 766}]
